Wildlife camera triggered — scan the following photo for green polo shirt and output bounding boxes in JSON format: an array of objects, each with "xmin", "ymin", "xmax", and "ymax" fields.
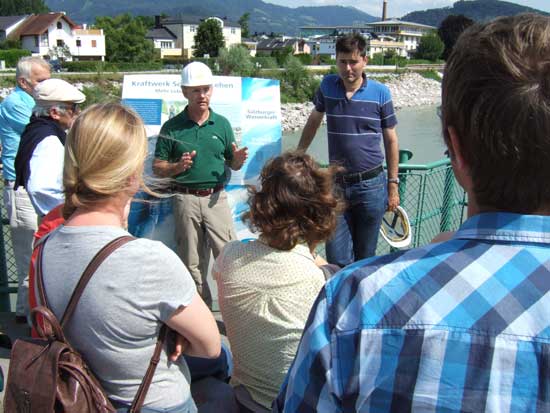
[{"xmin": 155, "ymin": 107, "xmax": 235, "ymax": 189}]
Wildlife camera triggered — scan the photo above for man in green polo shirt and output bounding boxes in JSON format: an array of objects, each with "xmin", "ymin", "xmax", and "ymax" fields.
[{"xmin": 153, "ymin": 61, "xmax": 248, "ymax": 308}]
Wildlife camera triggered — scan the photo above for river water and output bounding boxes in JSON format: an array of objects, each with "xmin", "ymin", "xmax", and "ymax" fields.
[{"xmin": 282, "ymin": 105, "xmax": 446, "ymax": 165}]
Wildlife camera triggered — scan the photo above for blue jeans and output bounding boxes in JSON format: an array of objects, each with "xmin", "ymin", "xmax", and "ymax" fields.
[{"xmin": 326, "ymin": 172, "xmax": 387, "ymax": 267}]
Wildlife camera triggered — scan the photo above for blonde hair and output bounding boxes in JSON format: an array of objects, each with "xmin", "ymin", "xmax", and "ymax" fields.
[{"xmin": 63, "ymin": 103, "xmax": 150, "ymax": 219}]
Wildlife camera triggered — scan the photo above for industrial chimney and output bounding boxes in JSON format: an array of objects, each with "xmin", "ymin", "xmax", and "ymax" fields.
[{"xmin": 382, "ymin": 0, "xmax": 388, "ymax": 21}]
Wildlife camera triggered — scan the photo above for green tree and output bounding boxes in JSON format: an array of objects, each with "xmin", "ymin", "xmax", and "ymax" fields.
[
  {"xmin": 272, "ymin": 46, "xmax": 293, "ymax": 66},
  {"xmin": 194, "ymin": 19, "xmax": 225, "ymax": 58},
  {"xmin": 279, "ymin": 55, "xmax": 319, "ymax": 103},
  {"xmin": 238, "ymin": 13, "xmax": 250, "ymax": 39},
  {"xmin": 438, "ymin": 14, "xmax": 474, "ymax": 60},
  {"xmin": 415, "ymin": 32, "xmax": 444, "ymax": 61},
  {"xmin": 95, "ymin": 14, "xmax": 156, "ymax": 63},
  {"xmin": 218, "ymin": 45, "xmax": 255, "ymax": 76},
  {"xmin": 0, "ymin": 0, "xmax": 48, "ymax": 15}
]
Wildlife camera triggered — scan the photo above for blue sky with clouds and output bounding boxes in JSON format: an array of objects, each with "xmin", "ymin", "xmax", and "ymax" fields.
[{"xmin": 264, "ymin": 0, "xmax": 550, "ymax": 18}]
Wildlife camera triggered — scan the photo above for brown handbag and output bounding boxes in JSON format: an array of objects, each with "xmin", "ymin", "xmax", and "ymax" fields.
[{"xmin": 4, "ymin": 235, "xmax": 168, "ymax": 413}]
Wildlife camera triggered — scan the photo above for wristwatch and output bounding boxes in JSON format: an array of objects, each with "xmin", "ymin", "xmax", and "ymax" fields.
[{"xmin": 388, "ymin": 178, "xmax": 400, "ymax": 184}]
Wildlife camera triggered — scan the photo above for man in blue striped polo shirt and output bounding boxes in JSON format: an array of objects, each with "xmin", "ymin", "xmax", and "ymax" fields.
[
  {"xmin": 275, "ymin": 14, "xmax": 550, "ymax": 412},
  {"xmin": 298, "ymin": 33, "xmax": 400, "ymax": 266}
]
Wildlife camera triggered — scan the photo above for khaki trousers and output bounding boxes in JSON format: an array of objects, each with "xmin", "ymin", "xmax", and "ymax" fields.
[
  {"xmin": 173, "ymin": 190, "xmax": 236, "ymax": 307},
  {"xmin": 3, "ymin": 183, "xmax": 38, "ymax": 318}
]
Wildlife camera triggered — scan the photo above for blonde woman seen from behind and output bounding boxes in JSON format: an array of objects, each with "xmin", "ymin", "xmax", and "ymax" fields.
[{"xmin": 37, "ymin": 103, "xmax": 221, "ymax": 413}]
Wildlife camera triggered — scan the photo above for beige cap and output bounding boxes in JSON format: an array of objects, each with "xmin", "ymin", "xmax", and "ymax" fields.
[{"xmin": 33, "ymin": 78, "xmax": 86, "ymax": 104}]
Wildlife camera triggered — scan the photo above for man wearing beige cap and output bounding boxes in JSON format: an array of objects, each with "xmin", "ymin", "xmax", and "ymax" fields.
[{"xmin": 15, "ymin": 78, "xmax": 85, "ymax": 217}]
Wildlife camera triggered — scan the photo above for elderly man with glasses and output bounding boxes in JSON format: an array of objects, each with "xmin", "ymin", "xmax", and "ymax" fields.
[{"xmin": 15, "ymin": 78, "xmax": 85, "ymax": 218}]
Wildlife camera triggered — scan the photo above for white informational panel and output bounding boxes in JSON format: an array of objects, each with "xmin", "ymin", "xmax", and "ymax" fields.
[{"xmin": 121, "ymin": 74, "xmax": 282, "ymax": 247}]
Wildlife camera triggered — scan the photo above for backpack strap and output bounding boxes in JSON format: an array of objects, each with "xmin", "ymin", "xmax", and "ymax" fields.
[{"xmin": 36, "ymin": 233, "xmax": 168, "ymax": 411}]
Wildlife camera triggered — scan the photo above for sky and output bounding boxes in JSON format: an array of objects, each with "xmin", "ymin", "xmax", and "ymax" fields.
[{"xmin": 263, "ymin": 0, "xmax": 550, "ymax": 18}]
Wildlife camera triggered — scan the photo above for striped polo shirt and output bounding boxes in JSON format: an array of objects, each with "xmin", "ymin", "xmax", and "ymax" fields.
[
  {"xmin": 274, "ymin": 212, "xmax": 550, "ymax": 412},
  {"xmin": 314, "ymin": 74, "xmax": 397, "ymax": 173}
]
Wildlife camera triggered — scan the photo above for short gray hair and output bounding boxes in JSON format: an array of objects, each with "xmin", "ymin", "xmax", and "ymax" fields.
[
  {"xmin": 16, "ymin": 56, "xmax": 50, "ymax": 81},
  {"xmin": 33, "ymin": 102, "xmax": 69, "ymax": 117}
]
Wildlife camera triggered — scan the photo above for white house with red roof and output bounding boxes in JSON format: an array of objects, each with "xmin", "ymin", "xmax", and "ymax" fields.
[{"xmin": 8, "ymin": 12, "xmax": 105, "ymax": 61}]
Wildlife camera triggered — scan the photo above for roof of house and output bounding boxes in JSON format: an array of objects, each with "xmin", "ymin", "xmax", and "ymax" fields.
[
  {"xmin": 11, "ymin": 13, "xmax": 77, "ymax": 37},
  {"xmin": 369, "ymin": 19, "xmax": 435, "ymax": 29},
  {"xmin": 0, "ymin": 15, "xmax": 27, "ymax": 31},
  {"xmin": 146, "ymin": 26, "xmax": 177, "ymax": 40},
  {"xmin": 162, "ymin": 15, "xmax": 240, "ymax": 28},
  {"xmin": 256, "ymin": 38, "xmax": 301, "ymax": 51}
]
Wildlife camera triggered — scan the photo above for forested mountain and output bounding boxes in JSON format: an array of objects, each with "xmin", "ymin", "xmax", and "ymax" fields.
[
  {"xmin": 403, "ymin": 0, "xmax": 547, "ymax": 27},
  {"xmin": 44, "ymin": 0, "xmax": 377, "ymax": 35}
]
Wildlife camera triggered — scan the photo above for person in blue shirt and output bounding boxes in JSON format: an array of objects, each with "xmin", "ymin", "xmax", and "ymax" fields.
[
  {"xmin": 298, "ymin": 34, "xmax": 400, "ymax": 266},
  {"xmin": 275, "ymin": 14, "xmax": 550, "ymax": 412},
  {"xmin": 0, "ymin": 56, "xmax": 50, "ymax": 324}
]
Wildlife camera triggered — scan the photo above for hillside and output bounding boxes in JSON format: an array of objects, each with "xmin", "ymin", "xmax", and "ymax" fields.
[
  {"xmin": 403, "ymin": 0, "xmax": 547, "ymax": 27},
  {"xmin": 44, "ymin": 0, "xmax": 377, "ymax": 35}
]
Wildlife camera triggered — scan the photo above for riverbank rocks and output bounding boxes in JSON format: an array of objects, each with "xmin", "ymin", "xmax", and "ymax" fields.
[{"xmin": 281, "ymin": 72, "xmax": 441, "ymax": 132}]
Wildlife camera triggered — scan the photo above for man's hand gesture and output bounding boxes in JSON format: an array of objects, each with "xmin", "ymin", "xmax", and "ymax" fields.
[
  {"xmin": 177, "ymin": 150, "xmax": 196, "ymax": 174},
  {"xmin": 230, "ymin": 143, "xmax": 248, "ymax": 170}
]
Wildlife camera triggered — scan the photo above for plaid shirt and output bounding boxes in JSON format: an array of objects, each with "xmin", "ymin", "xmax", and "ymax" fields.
[{"xmin": 273, "ymin": 213, "xmax": 550, "ymax": 412}]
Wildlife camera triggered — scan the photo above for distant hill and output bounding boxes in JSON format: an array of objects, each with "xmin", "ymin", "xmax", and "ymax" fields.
[
  {"xmin": 44, "ymin": 0, "xmax": 377, "ymax": 35},
  {"xmin": 402, "ymin": 0, "xmax": 548, "ymax": 27}
]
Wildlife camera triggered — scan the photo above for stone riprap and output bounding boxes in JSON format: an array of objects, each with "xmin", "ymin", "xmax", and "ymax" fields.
[
  {"xmin": 1, "ymin": 73, "xmax": 441, "ymax": 133},
  {"xmin": 281, "ymin": 72, "xmax": 442, "ymax": 132}
]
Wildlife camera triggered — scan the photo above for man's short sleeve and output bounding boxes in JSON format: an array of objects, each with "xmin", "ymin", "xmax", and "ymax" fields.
[
  {"xmin": 313, "ymin": 85, "xmax": 326, "ymax": 113},
  {"xmin": 3, "ymin": 97, "xmax": 33, "ymax": 135},
  {"xmin": 154, "ymin": 124, "xmax": 173, "ymax": 161},
  {"xmin": 380, "ymin": 86, "xmax": 397, "ymax": 129}
]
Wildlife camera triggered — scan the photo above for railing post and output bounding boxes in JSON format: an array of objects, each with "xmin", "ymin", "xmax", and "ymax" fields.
[
  {"xmin": 398, "ymin": 149, "xmax": 413, "ymax": 202},
  {"xmin": 440, "ymin": 164, "xmax": 456, "ymax": 232}
]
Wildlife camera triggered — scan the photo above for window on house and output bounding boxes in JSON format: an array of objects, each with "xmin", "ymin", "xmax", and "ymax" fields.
[
  {"xmin": 56, "ymin": 39, "xmax": 64, "ymax": 47},
  {"xmin": 40, "ymin": 33, "xmax": 48, "ymax": 46},
  {"xmin": 34, "ymin": 36, "xmax": 39, "ymax": 47},
  {"xmin": 57, "ymin": 22, "xmax": 62, "ymax": 29},
  {"xmin": 190, "ymin": 26, "xmax": 196, "ymax": 32},
  {"xmin": 76, "ymin": 39, "xmax": 81, "ymax": 47},
  {"xmin": 231, "ymin": 28, "xmax": 235, "ymax": 34},
  {"xmin": 92, "ymin": 40, "xmax": 97, "ymax": 47},
  {"xmin": 161, "ymin": 41, "xmax": 171, "ymax": 49}
]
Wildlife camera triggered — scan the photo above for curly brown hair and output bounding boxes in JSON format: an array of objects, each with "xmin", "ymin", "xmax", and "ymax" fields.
[{"xmin": 244, "ymin": 151, "xmax": 345, "ymax": 251}]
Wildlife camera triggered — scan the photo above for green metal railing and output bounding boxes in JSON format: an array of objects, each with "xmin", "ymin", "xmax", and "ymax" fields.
[
  {"xmin": 0, "ymin": 151, "xmax": 467, "ymax": 311},
  {"xmin": 0, "ymin": 187, "xmax": 19, "ymax": 311},
  {"xmin": 376, "ymin": 151, "xmax": 467, "ymax": 255}
]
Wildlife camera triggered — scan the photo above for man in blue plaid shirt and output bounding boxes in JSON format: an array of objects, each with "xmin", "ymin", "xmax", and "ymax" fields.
[{"xmin": 273, "ymin": 14, "xmax": 550, "ymax": 413}]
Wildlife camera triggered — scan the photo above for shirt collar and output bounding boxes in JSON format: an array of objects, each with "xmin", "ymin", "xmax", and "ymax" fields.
[
  {"xmin": 182, "ymin": 106, "xmax": 215, "ymax": 125},
  {"xmin": 453, "ymin": 212, "xmax": 550, "ymax": 244}
]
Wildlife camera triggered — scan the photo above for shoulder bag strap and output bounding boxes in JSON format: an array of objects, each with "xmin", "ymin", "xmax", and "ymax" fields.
[{"xmin": 129, "ymin": 324, "xmax": 169, "ymax": 413}]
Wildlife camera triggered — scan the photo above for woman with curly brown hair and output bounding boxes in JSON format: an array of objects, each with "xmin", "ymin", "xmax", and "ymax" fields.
[{"xmin": 213, "ymin": 151, "xmax": 344, "ymax": 411}]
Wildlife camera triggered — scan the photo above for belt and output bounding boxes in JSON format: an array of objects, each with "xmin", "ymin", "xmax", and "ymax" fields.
[
  {"xmin": 337, "ymin": 165, "xmax": 384, "ymax": 185},
  {"xmin": 172, "ymin": 183, "xmax": 223, "ymax": 197}
]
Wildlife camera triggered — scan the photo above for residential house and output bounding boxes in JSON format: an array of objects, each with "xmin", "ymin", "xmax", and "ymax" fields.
[
  {"xmin": 9, "ymin": 12, "xmax": 105, "ymax": 61},
  {"xmin": 308, "ymin": 33, "xmax": 406, "ymax": 60},
  {"xmin": 256, "ymin": 37, "xmax": 310, "ymax": 56},
  {"xmin": 153, "ymin": 15, "xmax": 241, "ymax": 58},
  {"xmin": 367, "ymin": 19, "xmax": 435, "ymax": 54},
  {"xmin": 146, "ymin": 17, "xmax": 180, "ymax": 59},
  {"xmin": 300, "ymin": 19, "xmax": 434, "ymax": 56},
  {"xmin": 0, "ymin": 15, "xmax": 28, "ymax": 42}
]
